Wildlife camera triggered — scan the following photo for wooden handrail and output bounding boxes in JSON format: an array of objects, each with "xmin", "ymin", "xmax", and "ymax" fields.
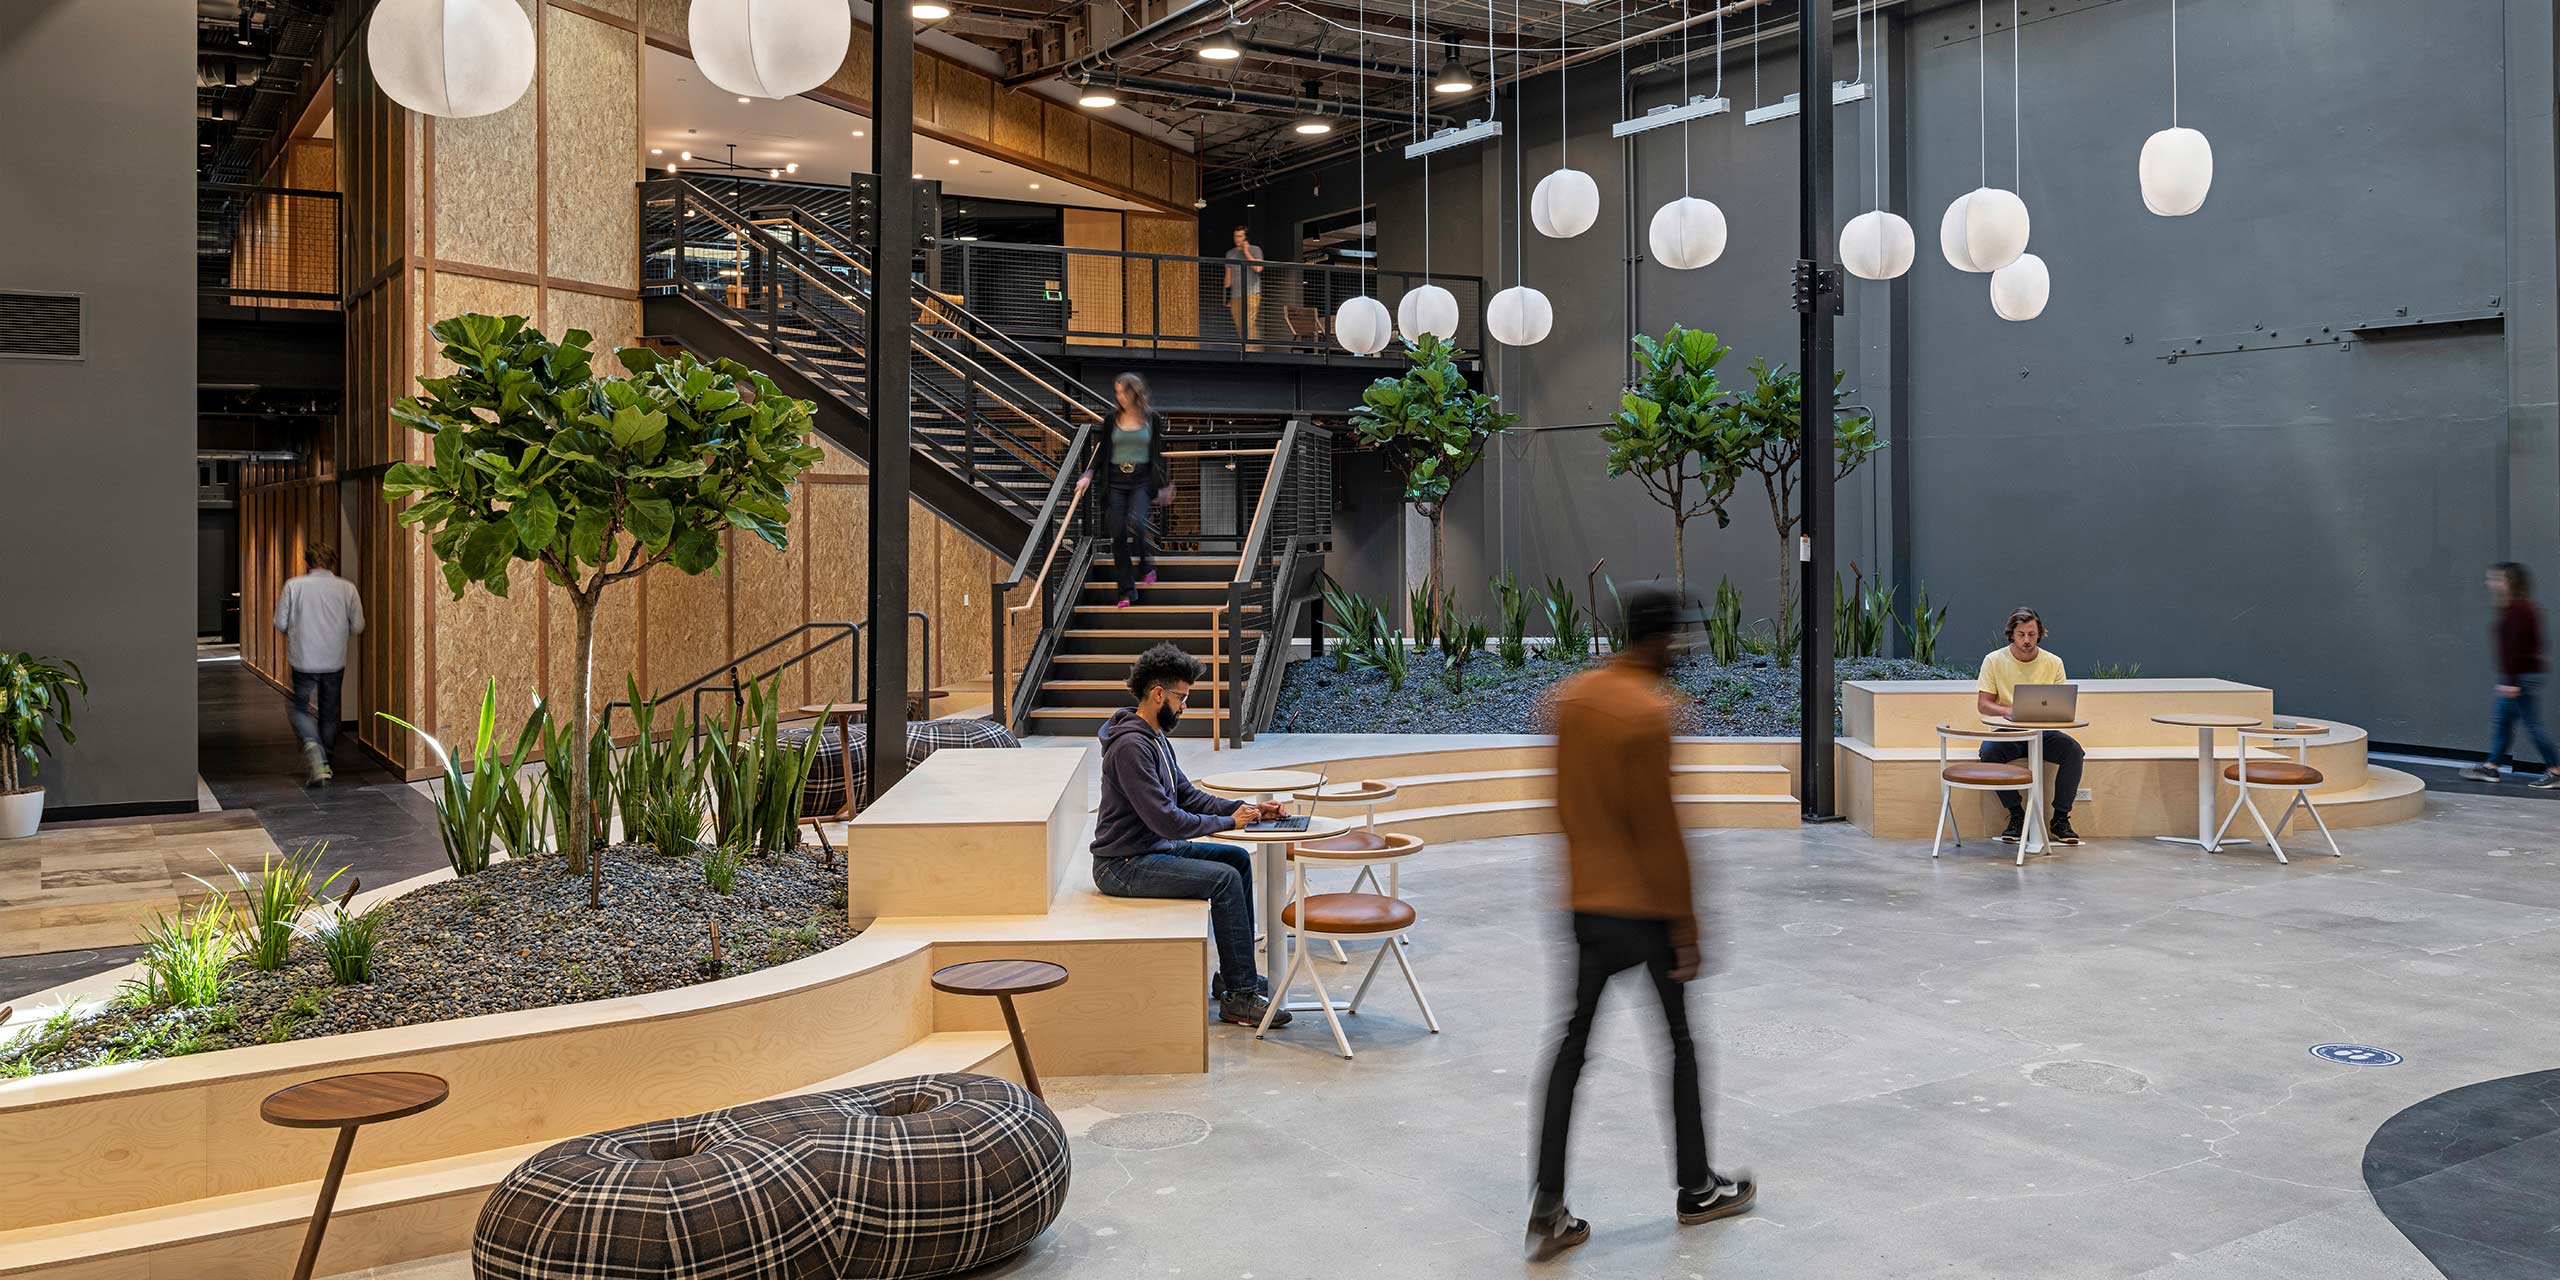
[
  {"xmin": 1005, "ymin": 480, "xmax": 1088, "ymax": 618},
  {"xmin": 1164, "ymin": 448, "xmax": 1277, "ymax": 459},
  {"xmin": 1230, "ymin": 423, "xmax": 1300, "ymax": 587}
]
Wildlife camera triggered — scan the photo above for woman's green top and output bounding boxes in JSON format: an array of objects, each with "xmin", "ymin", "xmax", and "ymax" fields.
[{"xmin": 1110, "ymin": 416, "xmax": 1150, "ymax": 468}]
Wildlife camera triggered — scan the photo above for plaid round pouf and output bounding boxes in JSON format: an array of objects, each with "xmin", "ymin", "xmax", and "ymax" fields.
[{"xmin": 473, "ymin": 1074, "xmax": 1070, "ymax": 1279}]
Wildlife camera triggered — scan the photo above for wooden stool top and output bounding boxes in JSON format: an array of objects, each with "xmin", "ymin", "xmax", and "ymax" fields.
[
  {"xmin": 1292, "ymin": 830, "xmax": 1424, "ymax": 860},
  {"xmin": 799, "ymin": 703, "xmax": 862, "ymax": 718},
  {"xmin": 1294, "ymin": 780, "xmax": 1398, "ymax": 804},
  {"xmin": 260, "ymin": 1072, "xmax": 449, "ymax": 1130},
  {"xmin": 932, "ymin": 959, "xmax": 1068, "ymax": 997}
]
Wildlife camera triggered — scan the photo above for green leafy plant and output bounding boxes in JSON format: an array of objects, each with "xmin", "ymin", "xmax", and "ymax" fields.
[
  {"xmin": 382, "ymin": 679, "xmax": 537, "ymax": 877},
  {"xmin": 1435, "ymin": 611, "xmax": 1482, "ymax": 694},
  {"xmin": 493, "ymin": 702, "xmax": 550, "ymax": 861},
  {"xmin": 1832, "ymin": 564, "xmax": 1895, "ymax": 661},
  {"xmin": 126, "ymin": 896, "xmax": 242, "ymax": 1008},
  {"xmin": 1, "ymin": 1004, "xmax": 87, "ymax": 1074},
  {"xmin": 1319, "ymin": 575, "xmax": 1384, "ymax": 672},
  {"xmin": 1371, "ymin": 630, "xmax": 1412, "ymax": 691},
  {"xmin": 1605, "ymin": 327, "xmax": 1738, "ymax": 589},
  {"xmin": 2089, "ymin": 662, "xmax": 2144, "ymax": 679},
  {"xmin": 385, "ymin": 315, "xmax": 824, "ymax": 906},
  {"xmin": 1491, "ymin": 570, "xmax": 1532, "ymax": 669},
  {"xmin": 1900, "ymin": 580, "xmax": 1949, "ymax": 667},
  {"xmin": 1408, "ymin": 583, "xmax": 1453, "ymax": 651},
  {"xmin": 1706, "ymin": 576, "xmax": 1745, "ymax": 665},
  {"xmin": 615, "ymin": 677, "xmax": 710, "ymax": 859},
  {"xmin": 703, "ymin": 677, "xmax": 825, "ymax": 856},
  {"xmin": 1347, "ymin": 334, "xmax": 1517, "ymax": 595},
  {"xmin": 224, "ymin": 844, "xmax": 345, "ymax": 972},
  {"xmin": 1541, "ymin": 577, "xmax": 1592, "ymax": 663},
  {"xmin": 1597, "ymin": 575, "xmax": 1630, "ymax": 654},
  {"xmin": 312, "ymin": 904, "xmax": 387, "ymax": 985},
  {"xmin": 539, "ymin": 699, "xmax": 613, "ymax": 864},
  {"xmin": 0, "ymin": 651, "xmax": 86, "ymax": 797},
  {"xmin": 1702, "ymin": 359, "xmax": 1883, "ymax": 646},
  {"xmin": 700, "ymin": 842, "xmax": 748, "ymax": 894}
]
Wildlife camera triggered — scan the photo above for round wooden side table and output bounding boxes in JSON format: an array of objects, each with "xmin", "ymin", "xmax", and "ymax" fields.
[
  {"xmin": 260, "ymin": 1070, "xmax": 450, "ymax": 1280},
  {"xmin": 932, "ymin": 959, "xmax": 1069, "ymax": 1098}
]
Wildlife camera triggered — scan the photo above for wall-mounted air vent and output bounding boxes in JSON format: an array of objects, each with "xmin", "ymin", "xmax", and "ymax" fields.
[{"xmin": 0, "ymin": 291, "xmax": 83, "ymax": 361}]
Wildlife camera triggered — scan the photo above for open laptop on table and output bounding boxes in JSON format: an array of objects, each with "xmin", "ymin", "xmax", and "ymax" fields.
[
  {"xmin": 2008, "ymin": 684, "xmax": 2078, "ymax": 725},
  {"xmin": 1243, "ymin": 764, "xmax": 1325, "ymax": 833}
]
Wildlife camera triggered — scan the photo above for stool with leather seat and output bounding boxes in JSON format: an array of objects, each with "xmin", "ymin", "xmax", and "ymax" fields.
[
  {"xmin": 1931, "ymin": 724, "xmax": 2040, "ymax": 864},
  {"xmin": 2211, "ymin": 724, "xmax": 2340, "ymax": 862},
  {"xmin": 1256, "ymin": 831, "xmax": 1434, "ymax": 1058}
]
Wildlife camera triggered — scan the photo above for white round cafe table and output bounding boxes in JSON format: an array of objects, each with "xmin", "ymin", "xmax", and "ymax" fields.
[
  {"xmin": 1195, "ymin": 770, "xmax": 1323, "ymax": 803},
  {"xmin": 1980, "ymin": 718, "xmax": 2088, "ymax": 855},
  {"xmin": 2151, "ymin": 714, "xmax": 2263, "ymax": 854},
  {"xmin": 1210, "ymin": 813, "xmax": 1349, "ymax": 988}
]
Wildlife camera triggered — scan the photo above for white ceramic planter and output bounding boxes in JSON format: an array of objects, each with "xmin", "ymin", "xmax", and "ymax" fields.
[{"xmin": 0, "ymin": 788, "xmax": 40, "ymax": 839}]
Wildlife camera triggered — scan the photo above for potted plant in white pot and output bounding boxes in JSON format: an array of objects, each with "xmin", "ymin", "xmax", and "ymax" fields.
[{"xmin": 1, "ymin": 651, "xmax": 86, "ymax": 839}]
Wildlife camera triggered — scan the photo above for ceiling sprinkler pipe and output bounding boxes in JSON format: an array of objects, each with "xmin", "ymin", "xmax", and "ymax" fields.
[{"xmin": 1006, "ymin": 0, "xmax": 1283, "ymax": 87}]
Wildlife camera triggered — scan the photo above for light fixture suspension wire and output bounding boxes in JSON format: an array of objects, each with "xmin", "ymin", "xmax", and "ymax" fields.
[
  {"xmin": 2169, "ymin": 0, "xmax": 2179, "ymax": 125},
  {"xmin": 1358, "ymin": 0, "xmax": 1369, "ymax": 290},
  {"xmin": 1868, "ymin": 0, "xmax": 1880, "ymax": 216},
  {"xmin": 1976, "ymin": 0, "xmax": 1987, "ymax": 185},
  {"xmin": 1679, "ymin": 0, "xmax": 1691, "ymax": 193},
  {"xmin": 1751, "ymin": 4, "xmax": 1760, "ymax": 107},
  {"xmin": 1512, "ymin": 0, "xmax": 1524, "ymax": 288},
  {"xmin": 2012, "ymin": 0, "xmax": 2021, "ymax": 187},
  {"xmin": 1557, "ymin": 0, "xmax": 1569, "ymax": 168}
]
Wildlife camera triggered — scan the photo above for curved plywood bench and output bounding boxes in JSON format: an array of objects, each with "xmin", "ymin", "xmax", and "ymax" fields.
[{"xmin": 0, "ymin": 744, "xmax": 1207, "ymax": 1280}]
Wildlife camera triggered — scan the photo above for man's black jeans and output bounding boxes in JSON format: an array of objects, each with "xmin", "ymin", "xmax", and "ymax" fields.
[
  {"xmin": 1979, "ymin": 730, "xmax": 2085, "ymax": 818},
  {"xmin": 1535, "ymin": 912, "xmax": 1712, "ymax": 1198}
]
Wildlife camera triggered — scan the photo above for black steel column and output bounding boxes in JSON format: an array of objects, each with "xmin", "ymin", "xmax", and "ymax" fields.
[
  {"xmin": 1795, "ymin": 0, "xmax": 1844, "ymax": 821},
  {"xmin": 865, "ymin": 11, "xmax": 916, "ymax": 802}
]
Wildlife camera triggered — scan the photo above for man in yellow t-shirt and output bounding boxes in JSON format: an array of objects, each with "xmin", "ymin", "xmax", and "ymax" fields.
[{"xmin": 1974, "ymin": 607, "xmax": 2083, "ymax": 845}]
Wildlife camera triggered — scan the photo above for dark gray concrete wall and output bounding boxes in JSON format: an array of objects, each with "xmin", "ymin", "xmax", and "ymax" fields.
[
  {"xmin": 1218, "ymin": 0, "xmax": 2550, "ymax": 751},
  {"xmin": 0, "ymin": 0, "xmax": 200, "ymax": 811}
]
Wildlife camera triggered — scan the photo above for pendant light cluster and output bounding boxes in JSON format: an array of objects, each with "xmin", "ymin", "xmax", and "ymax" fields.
[
  {"xmin": 1486, "ymin": 0, "xmax": 1552, "ymax": 347},
  {"xmin": 371, "ymin": 0, "xmax": 857, "ymax": 118}
]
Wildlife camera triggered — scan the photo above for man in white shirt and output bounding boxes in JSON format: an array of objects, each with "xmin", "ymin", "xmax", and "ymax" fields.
[{"xmin": 273, "ymin": 545, "xmax": 364, "ymax": 785}]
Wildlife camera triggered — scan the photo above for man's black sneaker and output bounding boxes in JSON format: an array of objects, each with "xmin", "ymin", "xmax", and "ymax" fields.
[
  {"xmin": 1998, "ymin": 812, "xmax": 2025, "ymax": 843},
  {"xmin": 1677, "ymin": 1177, "xmax": 1756, "ymax": 1225},
  {"xmin": 2047, "ymin": 815, "xmax": 2084, "ymax": 845},
  {"xmin": 1524, "ymin": 1206, "xmax": 1590, "ymax": 1257},
  {"xmin": 1223, "ymin": 991, "xmax": 1290, "ymax": 1028}
]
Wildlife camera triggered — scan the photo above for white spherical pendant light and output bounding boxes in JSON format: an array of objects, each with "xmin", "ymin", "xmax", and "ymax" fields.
[
  {"xmin": 1530, "ymin": 169, "xmax": 1601, "ymax": 239},
  {"xmin": 1938, "ymin": 187, "xmax": 2030, "ymax": 273},
  {"xmin": 1485, "ymin": 286, "xmax": 1553, "ymax": 347},
  {"xmin": 1647, "ymin": 197, "xmax": 1727, "ymax": 272},
  {"xmin": 689, "ymin": 0, "xmax": 851, "ymax": 100},
  {"xmin": 1334, "ymin": 295, "xmax": 1394, "ymax": 356},
  {"xmin": 1396, "ymin": 284, "xmax": 1460, "ymax": 345},
  {"xmin": 2138, "ymin": 125, "xmax": 2213, "ymax": 217},
  {"xmin": 1989, "ymin": 252, "xmax": 2049, "ymax": 322},
  {"xmin": 1838, "ymin": 210, "xmax": 1916, "ymax": 281},
  {"xmin": 367, "ymin": 0, "xmax": 536, "ymax": 119}
]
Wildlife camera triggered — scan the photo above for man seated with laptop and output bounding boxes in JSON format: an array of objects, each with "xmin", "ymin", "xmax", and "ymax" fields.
[
  {"xmin": 1975, "ymin": 607, "xmax": 2085, "ymax": 846},
  {"xmin": 1090, "ymin": 642, "xmax": 1295, "ymax": 1029}
]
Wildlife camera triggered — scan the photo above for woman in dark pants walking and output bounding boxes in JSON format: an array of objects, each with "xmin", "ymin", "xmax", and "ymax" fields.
[{"xmin": 1075, "ymin": 373, "xmax": 1172, "ymax": 606}]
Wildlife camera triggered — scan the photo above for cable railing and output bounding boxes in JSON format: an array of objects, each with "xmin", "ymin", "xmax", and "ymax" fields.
[
  {"xmin": 199, "ymin": 182, "xmax": 339, "ymax": 308},
  {"xmin": 938, "ymin": 241, "xmax": 1484, "ymax": 359}
]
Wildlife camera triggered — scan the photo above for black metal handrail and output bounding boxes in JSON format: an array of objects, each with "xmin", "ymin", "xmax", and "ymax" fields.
[
  {"xmin": 1220, "ymin": 419, "xmax": 1335, "ymax": 746},
  {"xmin": 602, "ymin": 610, "xmax": 945, "ymax": 748}
]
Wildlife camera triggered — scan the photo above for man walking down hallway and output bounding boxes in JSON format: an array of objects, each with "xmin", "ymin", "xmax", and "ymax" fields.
[{"xmin": 272, "ymin": 544, "xmax": 362, "ymax": 786}]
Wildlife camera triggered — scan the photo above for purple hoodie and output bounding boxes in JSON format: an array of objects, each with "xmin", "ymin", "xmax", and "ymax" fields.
[{"xmin": 1091, "ymin": 707, "xmax": 1243, "ymax": 858}]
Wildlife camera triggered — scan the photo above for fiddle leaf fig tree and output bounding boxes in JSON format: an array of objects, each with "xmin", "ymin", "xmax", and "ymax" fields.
[
  {"xmin": 1604, "ymin": 325, "xmax": 1739, "ymax": 592},
  {"xmin": 1347, "ymin": 334, "xmax": 1516, "ymax": 598},
  {"xmin": 383, "ymin": 314, "xmax": 823, "ymax": 906},
  {"xmin": 0, "ymin": 651, "xmax": 86, "ymax": 796},
  {"xmin": 1704, "ymin": 358, "xmax": 1882, "ymax": 642}
]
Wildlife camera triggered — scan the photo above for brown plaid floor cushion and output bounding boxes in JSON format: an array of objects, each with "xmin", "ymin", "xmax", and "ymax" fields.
[
  {"xmin": 786, "ymin": 718, "xmax": 1021, "ymax": 819},
  {"xmin": 474, "ymin": 1073, "xmax": 1069, "ymax": 1280}
]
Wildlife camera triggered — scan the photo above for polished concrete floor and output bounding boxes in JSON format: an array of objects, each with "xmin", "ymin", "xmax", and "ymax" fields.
[{"xmin": 344, "ymin": 777, "xmax": 2558, "ymax": 1279}]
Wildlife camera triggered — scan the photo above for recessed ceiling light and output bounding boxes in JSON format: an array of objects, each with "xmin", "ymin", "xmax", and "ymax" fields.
[
  {"xmin": 650, "ymin": 148, "xmax": 663, "ymax": 155},
  {"xmin": 913, "ymin": 1, "xmax": 952, "ymax": 18},
  {"xmin": 1294, "ymin": 117, "xmax": 1333, "ymax": 135},
  {"xmin": 948, "ymin": 157, "xmax": 960, "ymax": 165},
  {"xmin": 913, "ymin": 172, "xmax": 924, "ymax": 179},
  {"xmin": 680, "ymin": 150, "xmax": 693, "ymax": 161},
  {"xmin": 1432, "ymin": 37, "xmax": 1473, "ymax": 94},
  {"xmin": 736, "ymin": 96, "xmax": 751, "ymax": 104},
  {"xmin": 785, "ymin": 162, "xmax": 798, "ymax": 173},
  {"xmin": 1028, "ymin": 182, "xmax": 1041, "ymax": 190},
  {"xmin": 1198, "ymin": 31, "xmax": 1241, "ymax": 60},
  {"xmin": 1078, "ymin": 89, "xmax": 1117, "ymax": 109},
  {"xmin": 851, "ymin": 129, "xmax": 866, "ymax": 137}
]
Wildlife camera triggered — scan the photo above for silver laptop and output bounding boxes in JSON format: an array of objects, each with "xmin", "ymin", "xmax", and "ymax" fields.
[{"xmin": 2010, "ymin": 684, "xmax": 2078, "ymax": 724}]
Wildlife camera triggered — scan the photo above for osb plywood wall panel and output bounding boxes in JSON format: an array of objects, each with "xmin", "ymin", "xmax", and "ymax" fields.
[
  {"xmin": 544, "ymin": 8, "xmax": 639, "ymax": 290},
  {"xmin": 430, "ymin": 1, "xmax": 539, "ymax": 273},
  {"xmin": 1129, "ymin": 140, "xmax": 1169, "ymax": 202},
  {"xmin": 730, "ymin": 513, "xmax": 806, "ymax": 690},
  {"xmin": 938, "ymin": 68, "xmax": 991, "ymax": 140},
  {"xmin": 1169, "ymin": 156, "xmax": 1196, "ymax": 206},
  {"xmin": 548, "ymin": 580, "xmax": 639, "ymax": 717},
  {"xmin": 938, "ymin": 520, "xmax": 995, "ymax": 683},
  {"xmin": 806, "ymin": 481, "xmax": 868, "ymax": 704},
  {"xmin": 543, "ymin": 290, "xmax": 642, "ymax": 358},
  {"xmin": 912, "ymin": 52, "xmax": 938, "ymax": 123},
  {"xmin": 825, "ymin": 24, "xmax": 876, "ymax": 103},
  {"xmin": 993, "ymin": 92, "xmax": 1044, "ymax": 159},
  {"xmin": 645, "ymin": 0, "xmax": 683, "ymax": 40},
  {"xmin": 1043, "ymin": 104, "xmax": 1087, "ymax": 173},
  {"xmin": 1087, "ymin": 127, "xmax": 1129, "ymax": 189},
  {"xmin": 569, "ymin": 0, "xmax": 636, "ymax": 17},
  {"xmin": 645, "ymin": 562, "xmax": 729, "ymax": 700},
  {"xmin": 1127, "ymin": 214, "xmax": 1198, "ymax": 346},
  {"xmin": 1062, "ymin": 209, "xmax": 1122, "ymax": 346},
  {"xmin": 434, "ymin": 562, "xmax": 544, "ymax": 747}
]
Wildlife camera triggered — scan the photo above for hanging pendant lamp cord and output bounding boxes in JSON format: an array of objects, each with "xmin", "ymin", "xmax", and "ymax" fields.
[
  {"xmin": 1976, "ymin": 0, "xmax": 1987, "ymax": 186},
  {"xmin": 1680, "ymin": 0, "xmax": 1691, "ymax": 194},
  {"xmin": 1558, "ymin": 0, "xmax": 1569, "ymax": 168},
  {"xmin": 1358, "ymin": 0, "xmax": 1368, "ymax": 294},
  {"xmin": 2012, "ymin": 0, "xmax": 2022, "ymax": 189},
  {"xmin": 1513, "ymin": 0, "xmax": 1524, "ymax": 288},
  {"xmin": 2170, "ymin": 0, "xmax": 2179, "ymax": 126}
]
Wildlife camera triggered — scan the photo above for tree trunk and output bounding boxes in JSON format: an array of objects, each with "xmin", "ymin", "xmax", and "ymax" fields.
[
  {"xmin": 1673, "ymin": 514, "xmax": 1687, "ymax": 598},
  {"xmin": 570, "ymin": 591, "xmax": 603, "ymax": 908},
  {"xmin": 1427, "ymin": 506, "xmax": 1445, "ymax": 604},
  {"xmin": 1774, "ymin": 529, "xmax": 1794, "ymax": 648}
]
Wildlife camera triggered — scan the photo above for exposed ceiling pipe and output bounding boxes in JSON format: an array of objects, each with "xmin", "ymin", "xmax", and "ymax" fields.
[
  {"xmin": 1108, "ymin": 72, "xmax": 1458, "ymax": 123},
  {"xmin": 1238, "ymin": 38, "xmax": 1417, "ymax": 78},
  {"xmin": 1006, "ymin": 0, "xmax": 1286, "ymax": 87}
]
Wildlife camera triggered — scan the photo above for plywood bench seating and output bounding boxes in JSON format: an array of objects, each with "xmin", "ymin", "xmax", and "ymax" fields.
[
  {"xmin": 0, "ymin": 744, "xmax": 1207, "ymax": 1280},
  {"xmin": 1835, "ymin": 679, "xmax": 2425, "ymax": 838}
]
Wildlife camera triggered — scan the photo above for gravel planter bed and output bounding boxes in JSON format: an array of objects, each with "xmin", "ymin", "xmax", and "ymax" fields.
[
  {"xmin": 1267, "ymin": 651, "xmax": 1970, "ymax": 737},
  {"xmin": 0, "ymin": 847, "xmax": 854, "ymax": 1079}
]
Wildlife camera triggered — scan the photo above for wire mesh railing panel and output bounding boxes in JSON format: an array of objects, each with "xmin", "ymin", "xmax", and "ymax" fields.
[{"xmin": 199, "ymin": 183, "xmax": 339, "ymax": 307}]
